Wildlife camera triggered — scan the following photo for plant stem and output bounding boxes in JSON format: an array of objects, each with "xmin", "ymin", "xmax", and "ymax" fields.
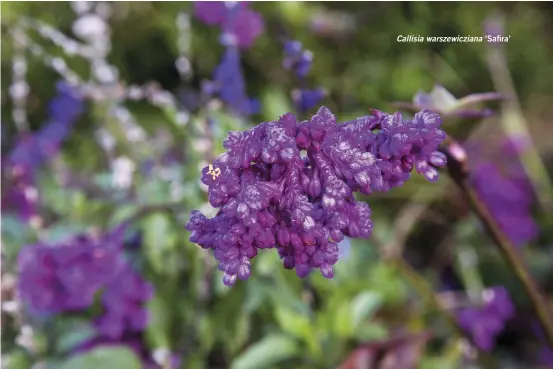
[{"xmin": 441, "ymin": 137, "xmax": 553, "ymax": 350}]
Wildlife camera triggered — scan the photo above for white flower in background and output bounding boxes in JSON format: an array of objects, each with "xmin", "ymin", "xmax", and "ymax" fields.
[
  {"xmin": 72, "ymin": 14, "xmax": 107, "ymax": 41},
  {"xmin": 112, "ymin": 156, "xmax": 136, "ymax": 189},
  {"xmin": 71, "ymin": 1, "xmax": 92, "ymax": 14},
  {"xmin": 16, "ymin": 325, "xmax": 35, "ymax": 351}
]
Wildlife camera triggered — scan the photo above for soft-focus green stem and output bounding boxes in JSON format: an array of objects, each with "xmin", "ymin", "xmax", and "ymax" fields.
[{"xmin": 442, "ymin": 138, "xmax": 553, "ymax": 350}]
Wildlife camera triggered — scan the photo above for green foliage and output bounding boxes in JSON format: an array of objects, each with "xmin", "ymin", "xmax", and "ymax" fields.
[
  {"xmin": 230, "ymin": 334, "xmax": 300, "ymax": 369},
  {"xmin": 59, "ymin": 346, "xmax": 142, "ymax": 369}
]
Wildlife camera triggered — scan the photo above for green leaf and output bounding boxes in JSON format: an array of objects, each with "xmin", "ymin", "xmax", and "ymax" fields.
[
  {"xmin": 230, "ymin": 334, "xmax": 299, "ymax": 369},
  {"xmin": 274, "ymin": 306, "xmax": 320, "ymax": 357},
  {"xmin": 142, "ymin": 213, "xmax": 174, "ymax": 273},
  {"xmin": 354, "ymin": 322, "xmax": 389, "ymax": 341},
  {"xmin": 59, "ymin": 346, "xmax": 142, "ymax": 369},
  {"xmin": 145, "ymin": 295, "xmax": 171, "ymax": 348},
  {"xmin": 351, "ymin": 292, "xmax": 383, "ymax": 327},
  {"xmin": 332, "ymin": 301, "xmax": 353, "ymax": 338},
  {"xmin": 108, "ymin": 204, "xmax": 139, "ymax": 227},
  {"xmin": 55, "ymin": 321, "xmax": 97, "ymax": 353},
  {"xmin": 0, "ymin": 215, "xmax": 33, "ymax": 261}
]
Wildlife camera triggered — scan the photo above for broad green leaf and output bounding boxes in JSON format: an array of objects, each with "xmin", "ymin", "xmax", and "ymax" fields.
[
  {"xmin": 274, "ymin": 306, "xmax": 320, "ymax": 357},
  {"xmin": 0, "ymin": 215, "xmax": 33, "ymax": 261},
  {"xmin": 142, "ymin": 213, "xmax": 174, "ymax": 273},
  {"xmin": 197, "ymin": 314, "xmax": 215, "ymax": 354},
  {"xmin": 368, "ymin": 264, "xmax": 408, "ymax": 304},
  {"xmin": 351, "ymin": 292, "xmax": 383, "ymax": 328},
  {"xmin": 108, "ymin": 204, "xmax": 139, "ymax": 227},
  {"xmin": 230, "ymin": 334, "xmax": 299, "ymax": 369},
  {"xmin": 229, "ymin": 311, "xmax": 251, "ymax": 355},
  {"xmin": 354, "ymin": 322, "xmax": 389, "ymax": 341},
  {"xmin": 59, "ymin": 346, "xmax": 142, "ymax": 369},
  {"xmin": 244, "ymin": 278, "xmax": 268, "ymax": 313},
  {"xmin": 145, "ymin": 295, "xmax": 171, "ymax": 348},
  {"xmin": 56, "ymin": 321, "xmax": 97, "ymax": 353},
  {"xmin": 332, "ymin": 301, "xmax": 353, "ymax": 338}
]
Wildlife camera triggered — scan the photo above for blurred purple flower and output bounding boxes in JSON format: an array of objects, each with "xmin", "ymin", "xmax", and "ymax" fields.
[
  {"xmin": 194, "ymin": 1, "xmax": 228, "ymax": 25},
  {"xmin": 95, "ymin": 265, "xmax": 153, "ymax": 339},
  {"xmin": 282, "ymin": 41, "xmax": 326, "ymax": 114},
  {"xmin": 538, "ymin": 347, "xmax": 553, "ymax": 366},
  {"xmin": 1, "ymin": 166, "xmax": 39, "ymax": 224},
  {"xmin": 394, "ymin": 84, "xmax": 502, "ymax": 119},
  {"xmin": 468, "ymin": 137, "xmax": 539, "ymax": 246},
  {"xmin": 292, "ymin": 88, "xmax": 327, "ymax": 114},
  {"xmin": 208, "ymin": 47, "xmax": 259, "ymax": 116},
  {"xmin": 2, "ymin": 82, "xmax": 84, "ymax": 223},
  {"xmin": 17, "ymin": 232, "xmax": 124, "ymax": 314},
  {"xmin": 532, "ymin": 320, "xmax": 553, "ymax": 365},
  {"xmin": 7, "ymin": 82, "xmax": 84, "ymax": 170},
  {"xmin": 283, "ymin": 40, "xmax": 313, "ymax": 78},
  {"xmin": 457, "ymin": 286, "xmax": 514, "ymax": 351},
  {"xmin": 195, "ymin": 2, "xmax": 261, "ymax": 116},
  {"xmin": 194, "ymin": 1, "xmax": 263, "ymax": 49},
  {"xmin": 222, "ymin": 6, "xmax": 264, "ymax": 49}
]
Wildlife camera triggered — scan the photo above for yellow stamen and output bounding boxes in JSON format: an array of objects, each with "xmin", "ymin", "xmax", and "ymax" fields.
[{"xmin": 207, "ymin": 164, "xmax": 222, "ymax": 180}]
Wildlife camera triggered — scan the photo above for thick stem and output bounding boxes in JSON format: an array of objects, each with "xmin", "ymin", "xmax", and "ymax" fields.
[{"xmin": 441, "ymin": 137, "xmax": 553, "ymax": 350}]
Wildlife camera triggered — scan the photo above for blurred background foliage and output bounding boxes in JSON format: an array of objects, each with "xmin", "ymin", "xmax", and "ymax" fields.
[{"xmin": 2, "ymin": 2, "xmax": 553, "ymax": 369}]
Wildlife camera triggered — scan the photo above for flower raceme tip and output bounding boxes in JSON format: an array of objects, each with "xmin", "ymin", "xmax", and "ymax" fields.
[{"xmin": 186, "ymin": 106, "xmax": 447, "ymax": 286}]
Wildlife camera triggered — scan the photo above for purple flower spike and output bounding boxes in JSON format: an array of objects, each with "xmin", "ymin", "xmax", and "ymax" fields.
[
  {"xmin": 186, "ymin": 107, "xmax": 446, "ymax": 285},
  {"xmin": 96, "ymin": 265, "xmax": 153, "ymax": 339},
  {"xmin": 3, "ymin": 82, "xmax": 84, "ymax": 223},
  {"xmin": 211, "ymin": 48, "xmax": 259, "ymax": 116},
  {"xmin": 292, "ymin": 88, "xmax": 327, "ymax": 114},
  {"xmin": 283, "ymin": 40, "xmax": 313, "ymax": 78}
]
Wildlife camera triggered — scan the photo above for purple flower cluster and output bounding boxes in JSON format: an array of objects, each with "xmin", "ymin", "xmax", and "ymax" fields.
[
  {"xmin": 457, "ymin": 286, "xmax": 514, "ymax": 351},
  {"xmin": 469, "ymin": 137, "xmax": 539, "ymax": 246},
  {"xmin": 17, "ymin": 227, "xmax": 158, "ymax": 364},
  {"xmin": 17, "ymin": 232, "xmax": 123, "ymax": 314},
  {"xmin": 195, "ymin": 1, "xmax": 262, "ymax": 116},
  {"xmin": 282, "ymin": 40, "xmax": 326, "ymax": 114},
  {"xmin": 17, "ymin": 228, "xmax": 153, "ymax": 341},
  {"xmin": 2, "ymin": 82, "xmax": 84, "ymax": 223},
  {"xmin": 186, "ymin": 106, "xmax": 447, "ymax": 286},
  {"xmin": 95, "ymin": 264, "xmax": 153, "ymax": 339}
]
